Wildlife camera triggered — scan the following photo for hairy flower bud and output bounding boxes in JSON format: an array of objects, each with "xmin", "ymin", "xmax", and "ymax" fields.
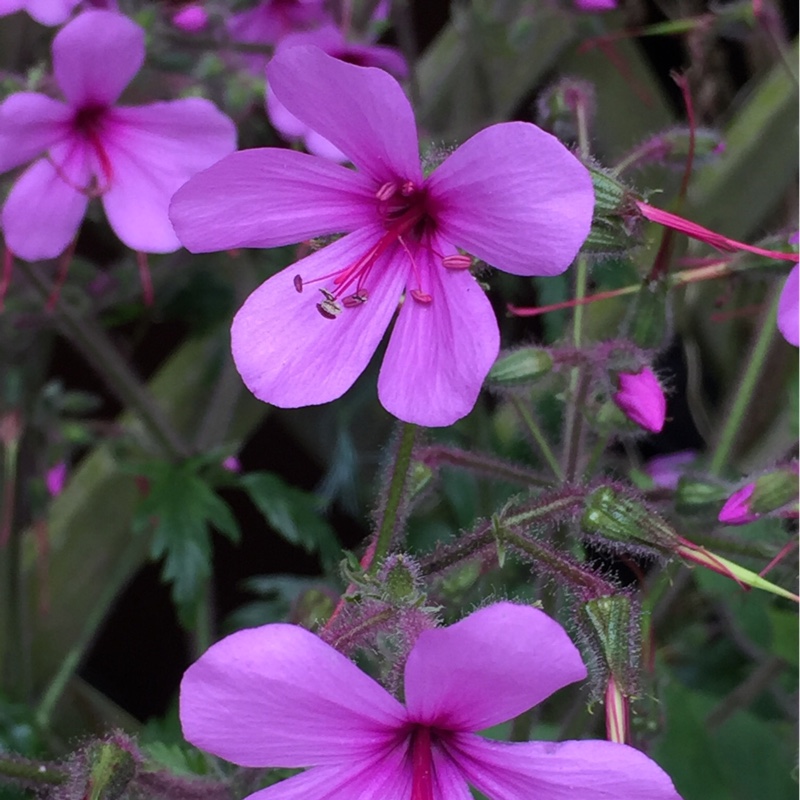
[
  {"xmin": 581, "ymin": 486, "xmax": 677, "ymax": 550},
  {"xmin": 674, "ymin": 476, "xmax": 730, "ymax": 515},
  {"xmin": 718, "ymin": 469, "xmax": 798, "ymax": 524},
  {"xmin": 487, "ymin": 348, "xmax": 554, "ymax": 388},
  {"xmin": 81, "ymin": 740, "xmax": 137, "ymax": 800},
  {"xmin": 612, "ymin": 368, "xmax": 666, "ymax": 433},
  {"xmin": 583, "ymin": 595, "xmax": 638, "ymax": 696},
  {"xmin": 717, "ymin": 483, "xmax": 759, "ymax": 525}
]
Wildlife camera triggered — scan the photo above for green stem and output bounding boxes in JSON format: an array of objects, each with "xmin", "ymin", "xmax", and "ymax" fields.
[
  {"xmin": 562, "ymin": 370, "xmax": 590, "ymax": 483},
  {"xmin": 509, "ymin": 397, "xmax": 564, "ymax": 480},
  {"xmin": 20, "ymin": 263, "xmax": 190, "ymax": 461},
  {"xmin": 0, "ymin": 754, "xmax": 66, "ymax": 786},
  {"xmin": 708, "ymin": 287, "xmax": 780, "ymax": 475},
  {"xmin": 368, "ymin": 423, "xmax": 417, "ymax": 575}
]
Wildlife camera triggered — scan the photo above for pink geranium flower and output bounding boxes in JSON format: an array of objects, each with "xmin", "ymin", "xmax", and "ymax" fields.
[
  {"xmin": 777, "ymin": 265, "xmax": 798, "ymax": 347},
  {"xmin": 170, "ymin": 47, "xmax": 593, "ymax": 427},
  {"xmin": 266, "ymin": 25, "xmax": 407, "ymax": 162},
  {"xmin": 0, "ymin": 0, "xmax": 79, "ymax": 25},
  {"xmin": 613, "ymin": 368, "xmax": 666, "ymax": 433},
  {"xmin": 180, "ymin": 602, "xmax": 681, "ymax": 799},
  {"xmin": 227, "ymin": 0, "xmax": 331, "ymax": 74},
  {"xmin": 45, "ymin": 461, "xmax": 68, "ymax": 497},
  {"xmin": 574, "ymin": 0, "xmax": 617, "ymax": 10},
  {"xmin": 0, "ymin": 10, "xmax": 236, "ymax": 261}
]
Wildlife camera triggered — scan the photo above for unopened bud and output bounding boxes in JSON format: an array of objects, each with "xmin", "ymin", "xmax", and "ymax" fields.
[
  {"xmin": 750, "ymin": 469, "xmax": 798, "ymax": 515},
  {"xmin": 584, "ymin": 595, "xmax": 636, "ymax": 693},
  {"xmin": 718, "ymin": 483, "xmax": 758, "ymax": 525},
  {"xmin": 536, "ymin": 78, "xmax": 595, "ymax": 142},
  {"xmin": 674, "ymin": 476, "xmax": 729, "ymax": 515},
  {"xmin": 487, "ymin": 348, "xmax": 553, "ymax": 387},
  {"xmin": 581, "ymin": 486, "xmax": 677, "ymax": 549},
  {"xmin": 82, "ymin": 741, "xmax": 136, "ymax": 800},
  {"xmin": 380, "ymin": 554, "xmax": 422, "ymax": 604},
  {"xmin": 612, "ymin": 368, "xmax": 666, "ymax": 433}
]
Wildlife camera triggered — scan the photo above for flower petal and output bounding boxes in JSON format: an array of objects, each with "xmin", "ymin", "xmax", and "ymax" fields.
[
  {"xmin": 377, "ymin": 237, "xmax": 499, "ymax": 426},
  {"xmin": 2, "ymin": 155, "xmax": 89, "ymax": 260},
  {"xmin": 96, "ymin": 99, "xmax": 236, "ymax": 252},
  {"xmin": 246, "ymin": 743, "xmax": 413, "ymax": 800},
  {"xmin": 267, "ymin": 46, "xmax": 421, "ymax": 185},
  {"xmin": 0, "ymin": 93, "xmax": 72, "ymax": 173},
  {"xmin": 778, "ymin": 265, "xmax": 799, "ymax": 346},
  {"xmin": 449, "ymin": 735, "xmax": 682, "ymax": 800},
  {"xmin": 430, "ymin": 744, "xmax": 474, "ymax": 800},
  {"xmin": 53, "ymin": 11, "xmax": 144, "ymax": 107},
  {"xmin": 22, "ymin": 0, "xmax": 79, "ymax": 25},
  {"xmin": 180, "ymin": 623, "xmax": 407, "ymax": 770},
  {"xmin": 404, "ymin": 603, "xmax": 586, "ymax": 732},
  {"xmin": 170, "ymin": 148, "xmax": 376, "ymax": 253},
  {"xmin": 428, "ymin": 122, "xmax": 594, "ymax": 276},
  {"xmin": 231, "ymin": 225, "xmax": 409, "ymax": 409}
]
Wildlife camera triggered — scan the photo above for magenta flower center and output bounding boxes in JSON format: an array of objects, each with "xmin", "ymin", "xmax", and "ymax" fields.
[
  {"xmin": 294, "ymin": 179, "xmax": 471, "ymax": 319},
  {"xmin": 69, "ymin": 103, "xmax": 114, "ymax": 193}
]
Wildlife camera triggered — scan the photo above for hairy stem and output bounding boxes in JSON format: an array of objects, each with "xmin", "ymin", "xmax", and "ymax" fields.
[
  {"xmin": 708, "ymin": 286, "xmax": 780, "ymax": 475},
  {"xmin": 369, "ymin": 423, "xmax": 418, "ymax": 575}
]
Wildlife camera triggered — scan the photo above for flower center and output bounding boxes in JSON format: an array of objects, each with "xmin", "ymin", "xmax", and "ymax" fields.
[
  {"xmin": 64, "ymin": 104, "xmax": 113, "ymax": 195},
  {"xmin": 294, "ymin": 180, "xmax": 470, "ymax": 319}
]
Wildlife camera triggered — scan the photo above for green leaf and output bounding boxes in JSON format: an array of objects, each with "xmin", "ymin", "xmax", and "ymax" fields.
[
  {"xmin": 240, "ymin": 473, "xmax": 339, "ymax": 568},
  {"xmin": 134, "ymin": 461, "xmax": 240, "ymax": 611},
  {"xmin": 654, "ymin": 680, "xmax": 796, "ymax": 800}
]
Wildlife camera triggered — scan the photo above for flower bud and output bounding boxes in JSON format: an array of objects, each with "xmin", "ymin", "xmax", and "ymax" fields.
[
  {"xmin": 536, "ymin": 78, "xmax": 595, "ymax": 142},
  {"xmin": 581, "ymin": 486, "xmax": 677, "ymax": 550},
  {"xmin": 718, "ymin": 484, "xmax": 758, "ymax": 525},
  {"xmin": 172, "ymin": 4, "xmax": 209, "ymax": 32},
  {"xmin": 45, "ymin": 461, "xmax": 68, "ymax": 497},
  {"xmin": 487, "ymin": 348, "xmax": 553, "ymax": 388},
  {"xmin": 644, "ymin": 450, "xmax": 696, "ymax": 490},
  {"xmin": 379, "ymin": 554, "xmax": 423, "ymax": 604},
  {"xmin": 583, "ymin": 595, "xmax": 636, "ymax": 694},
  {"xmin": 674, "ymin": 476, "xmax": 729, "ymax": 515},
  {"xmin": 718, "ymin": 469, "xmax": 798, "ymax": 525},
  {"xmin": 81, "ymin": 740, "xmax": 137, "ymax": 800},
  {"xmin": 612, "ymin": 368, "xmax": 666, "ymax": 433}
]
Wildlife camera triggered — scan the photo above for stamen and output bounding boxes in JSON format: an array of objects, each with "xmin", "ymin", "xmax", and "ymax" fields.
[
  {"xmin": 411, "ymin": 289, "xmax": 432, "ymax": 304},
  {"xmin": 442, "ymin": 254, "xmax": 472, "ymax": 270},
  {"xmin": 400, "ymin": 180, "xmax": 416, "ymax": 197},
  {"xmin": 293, "ymin": 275, "xmax": 303, "ymax": 293},
  {"xmin": 342, "ymin": 289, "xmax": 368, "ymax": 307},
  {"xmin": 376, "ymin": 181, "xmax": 397, "ymax": 201},
  {"xmin": 317, "ymin": 299, "xmax": 342, "ymax": 319}
]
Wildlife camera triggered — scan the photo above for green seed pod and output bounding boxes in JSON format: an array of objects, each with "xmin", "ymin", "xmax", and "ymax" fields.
[
  {"xmin": 487, "ymin": 348, "xmax": 553, "ymax": 388},
  {"xmin": 674, "ymin": 477, "xmax": 730, "ymax": 515},
  {"xmin": 581, "ymin": 486, "xmax": 677, "ymax": 549}
]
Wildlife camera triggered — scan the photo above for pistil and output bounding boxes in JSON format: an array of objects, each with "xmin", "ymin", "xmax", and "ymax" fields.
[{"xmin": 410, "ymin": 726, "xmax": 434, "ymax": 800}]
